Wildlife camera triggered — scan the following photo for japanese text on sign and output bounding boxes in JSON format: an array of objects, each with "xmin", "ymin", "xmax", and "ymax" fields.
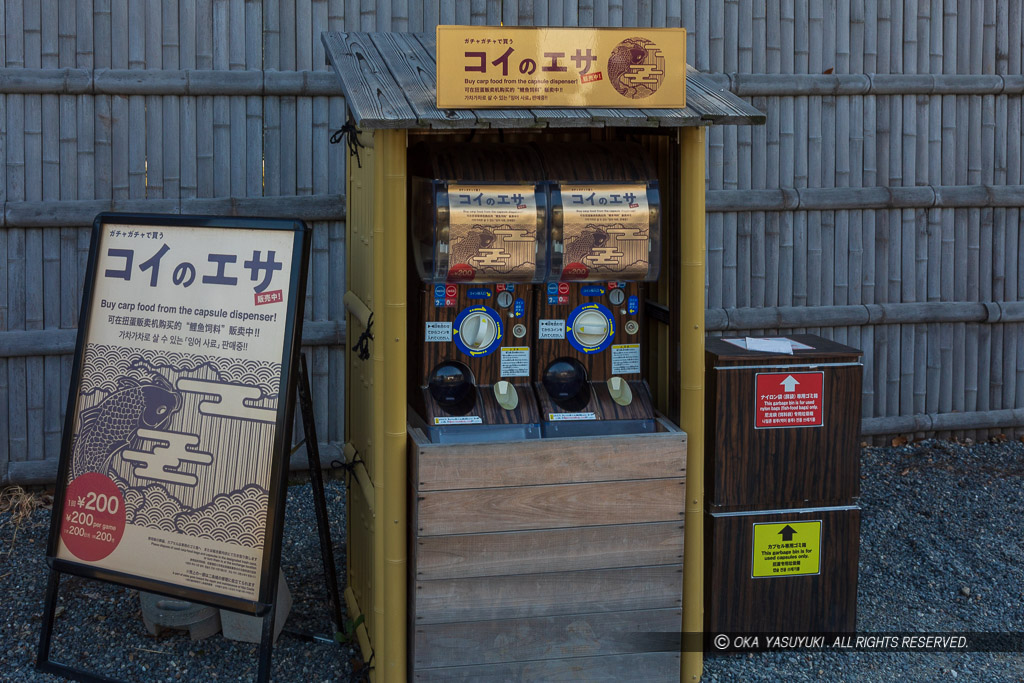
[
  {"xmin": 54, "ymin": 219, "xmax": 302, "ymax": 605},
  {"xmin": 437, "ymin": 26, "xmax": 685, "ymax": 109},
  {"xmin": 751, "ymin": 521, "xmax": 822, "ymax": 578},
  {"xmin": 755, "ymin": 371, "xmax": 825, "ymax": 428}
]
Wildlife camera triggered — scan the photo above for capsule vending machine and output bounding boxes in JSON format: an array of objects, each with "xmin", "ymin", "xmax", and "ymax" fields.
[
  {"xmin": 408, "ymin": 144, "xmax": 547, "ymax": 442},
  {"xmin": 533, "ymin": 143, "xmax": 661, "ymax": 436}
]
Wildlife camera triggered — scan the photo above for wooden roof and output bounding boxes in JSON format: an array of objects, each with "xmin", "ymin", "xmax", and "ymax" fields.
[{"xmin": 321, "ymin": 31, "xmax": 765, "ymax": 130}]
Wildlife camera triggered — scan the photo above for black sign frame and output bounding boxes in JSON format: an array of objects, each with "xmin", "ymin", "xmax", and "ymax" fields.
[{"xmin": 37, "ymin": 213, "xmax": 313, "ymax": 682}]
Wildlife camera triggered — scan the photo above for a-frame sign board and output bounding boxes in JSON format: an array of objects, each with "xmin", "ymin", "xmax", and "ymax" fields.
[{"xmin": 35, "ymin": 213, "xmax": 341, "ymax": 682}]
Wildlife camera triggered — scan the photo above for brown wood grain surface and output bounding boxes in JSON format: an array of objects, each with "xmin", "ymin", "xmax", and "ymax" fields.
[
  {"xmin": 706, "ymin": 357, "xmax": 862, "ymax": 509},
  {"xmin": 416, "ymin": 478, "xmax": 686, "ymax": 536},
  {"xmin": 412, "ymin": 608, "xmax": 682, "ymax": 668},
  {"xmin": 415, "ymin": 564, "xmax": 683, "ymax": 624},
  {"xmin": 533, "ymin": 282, "xmax": 646, "ymax": 385},
  {"xmin": 704, "ymin": 507, "xmax": 860, "ymax": 634},
  {"xmin": 413, "ymin": 427, "xmax": 685, "ymax": 490},
  {"xmin": 415, "ymin": 521, "xmax": 685, "ymax": 579}
]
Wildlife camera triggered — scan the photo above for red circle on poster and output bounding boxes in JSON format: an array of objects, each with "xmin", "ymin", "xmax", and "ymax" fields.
[
  {"xmin": 558, "ymin": 282, "xmax": 571, "ymax": 294},
  {"xmin": 60, "ymin": 473, "xmax": 126, "ymax": 562},
  {"xmin": 445, "ymin": 284, "xmax": 458, "ymax": 298}
]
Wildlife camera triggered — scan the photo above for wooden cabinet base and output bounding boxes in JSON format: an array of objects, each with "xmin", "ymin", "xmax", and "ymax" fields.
[{"xmin": 409, "ymin": 421, "xmax": 687, "ymax": 680}]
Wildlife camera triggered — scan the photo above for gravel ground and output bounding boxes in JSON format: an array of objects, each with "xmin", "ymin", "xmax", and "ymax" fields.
[
  {"xmin": 1, "ymin": 477, "xmax": 360, "ymax": 682},
  {"xmin": 3, "ymin": 439, "xmax": 1023, "ymax": 682},
  {"xmin": 704, "ymin": 438, "xmax": 1024, "ymax": 683}
]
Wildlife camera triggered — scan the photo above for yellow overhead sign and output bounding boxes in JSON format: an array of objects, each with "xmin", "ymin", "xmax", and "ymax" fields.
[
  {"xmin": 436, "ymin": 26, "xmax": 686, "ymax": 109},
  {"xmin": 751, "ymin": 520, "xmax": 822, "ymax": 578}
]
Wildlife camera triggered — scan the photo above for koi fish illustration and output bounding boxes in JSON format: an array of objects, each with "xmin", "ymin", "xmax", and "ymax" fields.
[
  {"xmin": 450, "ymin": 226, "xmax": 496, "ymax": 266},
  {"xmin": 608, "ymin": 40, "xmax": 649, "ymax": 95},
  {"xmin": 70, "ymin": 375, "xmax": 182, "ymax": 479},
  {"xmin": 564, "ymin": 224, "xmax": 609, "ymax": 266}
]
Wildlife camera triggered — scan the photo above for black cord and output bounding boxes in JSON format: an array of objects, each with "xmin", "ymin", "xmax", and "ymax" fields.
[
  {"xmin": 352, "ymin": 312, "xmax": 373, "ymax": 361},
  {"xmin": 330, "ymin": 119, "xmax": 365, "ymax": 168},
  {"xmin": 330, "ymin": 452, "xmax": 364, "ymax": 479}
]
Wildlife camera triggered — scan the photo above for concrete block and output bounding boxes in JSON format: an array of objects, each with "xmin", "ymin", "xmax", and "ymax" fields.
[
  {"xmin": 220, "ymin": 570, "xmax": 292, "ymax": 644},
  {"xmin": 139, "ymin": 592, "xmax": 222, "ymax": 641}
]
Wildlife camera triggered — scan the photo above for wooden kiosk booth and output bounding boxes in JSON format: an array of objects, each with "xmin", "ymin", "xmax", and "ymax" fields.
[{"xmin": 322, "ymin": 27, "xmax": 764, "ymax": 682}]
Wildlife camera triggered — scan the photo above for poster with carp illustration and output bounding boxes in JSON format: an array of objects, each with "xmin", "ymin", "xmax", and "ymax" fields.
[
  {"xmin": 558, "ymin": 183, "xmax": 652, "ymax": 281},
  {"xmin": 49, "ymin": 214, "xmax": 309, "ymax": 610},
  {"xmin": 445, "ymin": 183, "xmax": 541, "ymax": 283}
]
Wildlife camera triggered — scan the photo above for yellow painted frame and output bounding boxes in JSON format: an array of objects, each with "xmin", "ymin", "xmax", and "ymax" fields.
[
  {"xmin": 344, "ymin": 126, "xmax": 709, "ymax": 683},
  {"xmin": 680, "ymin": 126, "xmax": 707, "ymax": 682},
  {"xmin": 344, "ymin": 128, "xmax": 408, "ymax": 683}
]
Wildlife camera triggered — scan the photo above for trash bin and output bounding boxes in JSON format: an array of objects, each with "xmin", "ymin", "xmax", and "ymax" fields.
[{"xmin": 704, "ymin": 334, "xmax": 862, "ymax": 635}]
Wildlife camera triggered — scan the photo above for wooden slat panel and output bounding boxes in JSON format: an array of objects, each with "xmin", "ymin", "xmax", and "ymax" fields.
[
  {"xmin": 413, "ymin": 608, "xmax": 681, "ymax": 668},
  {"xmin": 415, "ymin": 521, "xmax": 684, "ymax": 579},
  {"xmin": 416, "ymin": 478, "xmax": 685, "ymax": 536},
  {"xmin": 413, "ymin": 429, "xmax": 685, "ymax": 490},
  {"xmin": 414, "ymin": 652, "xmax": 680, "ymax": 683},
  {"xmin": 415, "ymin": 564, "xmax": 682, "ymax": 623},
  {"xmin": 321, "ymin": 31, "xmax": 417, "ymax": 128},
  {"xmin": 318, "ymin": 31, "xmax": 761, "ymax": 128},
  {"xmin": 368, "ymin": 31, "xmax": 477, "ymax": 128}
]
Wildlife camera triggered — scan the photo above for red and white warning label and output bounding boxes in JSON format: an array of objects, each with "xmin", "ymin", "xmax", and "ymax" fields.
[{"xmin": 755, "ymin": 371, "xmax": 824, "ymax": 428}]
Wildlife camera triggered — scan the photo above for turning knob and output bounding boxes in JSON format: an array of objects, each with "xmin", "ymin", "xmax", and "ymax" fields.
[
  {"xmin": 573, "ymin": 310, "xmax": 610, "ymax": 347},
  {"xmin": 461, "ymin": 312, "xmax": 498, "ymax": 350}
]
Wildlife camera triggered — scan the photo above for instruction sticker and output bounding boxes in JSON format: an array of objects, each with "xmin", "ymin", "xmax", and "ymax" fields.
[
  {"xmin": 434, "ymin": 416, "xmax": 483, "ymax": 425},
  {"xmin": 548, "ymin": 412, "xmax": 597, "ymax": 421},
  {"xmin": 538, "ymin": 319, "xmax": 566, "ymax": 340},
  {"xmin": 500, "ymin": 347, "xmax": 530, "ymax": 377},
  {"xmin": 751, "ymin": 520, "xmax": 822, "ymax": 578},
  {"xmin": 755, "ymin": 371, "xmax": 824, "ymax": 428},
  {"xmin": 611, "ymin": 344, "xmax": 641, "ymax": 375},
  {"xmin": 425, "ymin": 321, "xmax": 453, "ymax": 342}
]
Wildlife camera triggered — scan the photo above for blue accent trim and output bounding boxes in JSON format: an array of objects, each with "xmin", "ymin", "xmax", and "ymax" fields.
[{"xmin": 453, "ymin": 305, "xmax": 503, "ymax": 357}]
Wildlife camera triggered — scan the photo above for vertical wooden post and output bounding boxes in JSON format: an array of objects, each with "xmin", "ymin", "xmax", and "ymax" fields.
[
  {"xmin": 679, "ymin": 125, "xmax": 706, "ymax": 683},
  {"xmin": 378, "ymin": 128, "xmax": 408, "ymax": 682}
]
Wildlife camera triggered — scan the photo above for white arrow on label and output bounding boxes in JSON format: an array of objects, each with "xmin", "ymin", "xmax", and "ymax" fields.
[{"xmin": 781, "ymin": 375, "xmax": 800, "ymax": 393}]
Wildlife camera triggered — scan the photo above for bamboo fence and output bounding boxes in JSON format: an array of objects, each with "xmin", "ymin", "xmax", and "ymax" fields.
[{"xmin": 2, "ymin": 1, "xmax": 1022, "ymax": 483}]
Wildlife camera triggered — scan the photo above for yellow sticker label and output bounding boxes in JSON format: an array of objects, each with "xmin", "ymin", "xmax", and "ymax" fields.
[
  {"xmin": 751, "ymin": 520, "xmax": 821, "ymax": 578},
  {"xmin": 436, "ymin": 26, "xmax": 686, "ymax": 109}
]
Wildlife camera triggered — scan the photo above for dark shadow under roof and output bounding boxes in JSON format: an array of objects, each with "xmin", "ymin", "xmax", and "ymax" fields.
[{"xmin": 322, "ymin": 31, "xmax": 765, "ymax": 130}]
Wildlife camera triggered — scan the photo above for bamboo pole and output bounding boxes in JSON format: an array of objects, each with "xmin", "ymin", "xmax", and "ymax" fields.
[
  {"xmin": 1, "ymin": 194, "xmax": 346, "ymax": 226},
  {"xmin": 679, "ymin": 125, "xmax": 705, "ymax": 683},
  {"xmin": 328, "ymin": 0, "xmax": 345, "ymax": 443},
  {"xmin": 5, "ymin": 0, "xmax": 27, "ymax": 468},
  {"xmin": 378, "ymin": 127, "xmax": 407, "ymax": 683}
]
